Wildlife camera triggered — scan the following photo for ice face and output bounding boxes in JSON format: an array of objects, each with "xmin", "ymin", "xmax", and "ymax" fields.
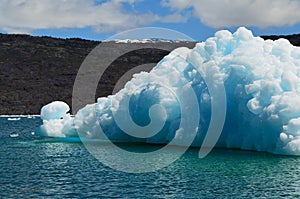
[{"xmin": 38, "ymin": 27, "xmax": 300, "ymax": 155}]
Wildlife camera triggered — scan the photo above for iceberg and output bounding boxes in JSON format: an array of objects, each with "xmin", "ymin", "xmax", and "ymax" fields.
[{"xmin": 38, "ymin": 27, "xmax": 300, "ymax": 155}]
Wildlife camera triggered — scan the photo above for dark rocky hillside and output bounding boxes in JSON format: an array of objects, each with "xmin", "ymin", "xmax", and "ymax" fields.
[
  {"xmin": 0, "ymin": 32, "xmax": 299, "ymax": 115},
  {"xmin": 0, "ymin": 34, "xmax": 99, "ymax": 114},
  {"xmin": 0, "ymin": 34, "xmax": 195, "ymax": 114},
  {"xmin": 261, "ymin": 34, "xmax": 300, "ymax": 46}
]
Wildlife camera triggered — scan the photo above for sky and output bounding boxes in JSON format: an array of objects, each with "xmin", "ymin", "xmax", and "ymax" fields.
[{"xmin": 1, "ymin": 0, "xmax": 300, "ymax": 41}]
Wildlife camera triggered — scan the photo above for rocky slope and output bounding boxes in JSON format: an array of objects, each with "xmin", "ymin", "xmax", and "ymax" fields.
[
  {"xmin": 262, "ymin": 33, "xmax": 300, "ymax": 46},
  {"xmin": 0, "ymin": 33, "xmax": 299, "ymax": 114},
  {"xmin": 0, "ymin": 34, "xmax": 195, "ymax": 114}
]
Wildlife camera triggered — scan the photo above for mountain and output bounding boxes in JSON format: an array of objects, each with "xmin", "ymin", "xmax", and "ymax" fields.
[
  {"xmin": 0, "ymin": 34, "xmax": 195, "ymax": 114},
  {"xmin": 0, "ymin": 33, "xmax": 299, "ymax": 114},
  {"xmin": 261, "ymin": 34, "xmax": 300, "ymax": 46}
]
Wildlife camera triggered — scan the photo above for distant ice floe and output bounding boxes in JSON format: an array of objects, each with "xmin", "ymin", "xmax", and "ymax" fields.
[
  {"xmin": 7, "ymin": 117, "xmax": 21, "ymax": 121},
  {"xmin": 0, "ymin": 115, "xmax": 38, "ymax": 119},
  {"xmin": 9, "ymin": 133, "xmax": 19, "ymax": 138}
]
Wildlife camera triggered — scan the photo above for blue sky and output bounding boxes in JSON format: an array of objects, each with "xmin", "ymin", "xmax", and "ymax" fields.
[{"xmin": 1, "ymin": 0, "xmax": 300, "ymax": 41}]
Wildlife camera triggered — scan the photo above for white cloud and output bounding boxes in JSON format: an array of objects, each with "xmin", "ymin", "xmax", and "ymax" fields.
[
  {"xmin": 4, "ymin": 0, "xmax": 298, "ymax": 35},
  {"xmin": 0, "ymin": 0, "xmax": 160, "ymax": 34},
  {"xmin": 160, "ymin": 13, "xmax": 188, "ymax": 23},
  {"xmin": 161, "ymin": 0, "xmax": 193, "ymax": 11},
  {"xmin": 162, "ymin": 0, "xmax": 300, "ymax": 28}
]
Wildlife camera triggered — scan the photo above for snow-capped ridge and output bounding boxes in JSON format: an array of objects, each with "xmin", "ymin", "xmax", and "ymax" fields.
[{"xmin": 106, "ymin": 38, "xmax": 193, "ymax": 43}]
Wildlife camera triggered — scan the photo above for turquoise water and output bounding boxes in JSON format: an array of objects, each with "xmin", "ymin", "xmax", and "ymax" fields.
[{"xmin": 1, "ymin": 117, "xmax": 300, "ymax": 198}]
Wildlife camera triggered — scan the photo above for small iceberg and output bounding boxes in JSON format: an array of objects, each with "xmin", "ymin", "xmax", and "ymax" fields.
[
  {"xmin": 27, "ymin": 115, "xmax": 37, "ymax": 119},
  {"xmin": 9, "ymin": 133, "xmax": 19, "ymax": 138},
  {"xmin": 7, "ymin": 117, "xmax": 21, "ymax": 121}
]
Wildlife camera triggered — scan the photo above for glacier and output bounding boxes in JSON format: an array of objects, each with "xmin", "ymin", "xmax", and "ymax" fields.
[{"xmin": 38, "ymin": 27, "xmax": 300, "ymax": 155}]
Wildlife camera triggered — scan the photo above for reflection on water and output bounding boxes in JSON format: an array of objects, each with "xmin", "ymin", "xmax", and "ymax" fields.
[{"xmin": 1, "ymin": 117, "xmax": 300, "ymax": 198}]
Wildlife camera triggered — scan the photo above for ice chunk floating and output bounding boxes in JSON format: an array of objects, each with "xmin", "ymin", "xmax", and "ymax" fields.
[{"xmin": 39, "ymin": 27, "xmax": 300, "ymax": 155}]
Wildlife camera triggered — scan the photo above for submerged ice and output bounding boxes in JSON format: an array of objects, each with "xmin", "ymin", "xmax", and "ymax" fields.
[{"xmin": 39, "ymin": 27, "xmax": 300, "ymax": 155}]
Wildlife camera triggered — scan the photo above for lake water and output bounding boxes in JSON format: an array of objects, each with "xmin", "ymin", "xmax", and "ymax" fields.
[{"xmin": 1, "ymin": 116, "xmax": 300, "ymax": 198}]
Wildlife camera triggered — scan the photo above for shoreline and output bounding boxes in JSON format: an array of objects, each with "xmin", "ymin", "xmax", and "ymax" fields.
[{"xmin": 0, "ymin": 115, "xmax": 40, "ymax": 117}]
